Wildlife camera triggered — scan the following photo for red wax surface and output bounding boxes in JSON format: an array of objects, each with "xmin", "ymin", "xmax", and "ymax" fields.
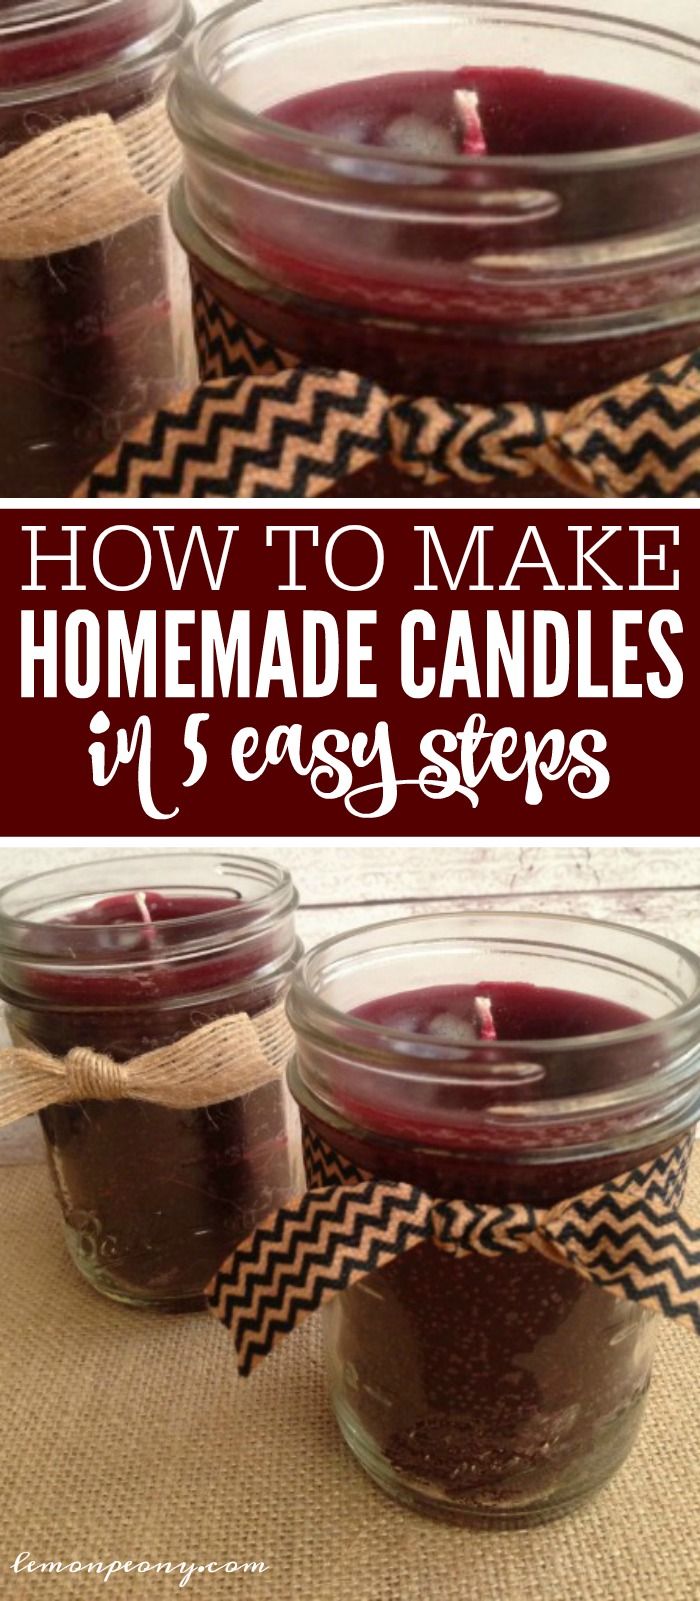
[
  {"xmin": 17, "ymin": 888, "xmax": 276, "ymax": 1024},
  {"xmin": 257, "ymin": 67, "xmax": 700, "ymax": 329},
  {"xmin": 59, "ymin": 889, "xmax": 230, "ymax": 924},
  {"xmin": 299, "ymin": 980, "xmax": 674, "ymax": 1515},
  {"xmin": 3, "ymin": 3, "xmax": 147, "ymax": 87},
  {"xmin": 9, "ymin": 889, "xmax": 292, "ymax": 1308},
  {"xmin": 354, "ymin": 978, "xmax": 644, "ymax": 1041},
  {"xmin": 270, "ymin": 67, "xmax": 700, "ymax": 156}
]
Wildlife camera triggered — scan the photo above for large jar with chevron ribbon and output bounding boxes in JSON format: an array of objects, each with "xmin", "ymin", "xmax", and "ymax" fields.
[
  {"xmin": 269, "ymin": 910, "xmax": 700, "ymax": 1523},
  {"xmin": 157, "ymin": 0, "xmax": 700, "ymax": 499}
]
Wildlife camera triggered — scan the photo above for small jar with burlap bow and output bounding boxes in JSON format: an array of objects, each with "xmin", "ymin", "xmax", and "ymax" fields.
[
  {"xmin": 214, "ymin": 910, "xmax": 700, "ymax": 1524},
  {"xmin": 0, "ymin": 0, "xmax": 197, "ymax": 497},
  {"xmin": 0, "ymin": 852, "xmax": 302, "ymax": 1312}
]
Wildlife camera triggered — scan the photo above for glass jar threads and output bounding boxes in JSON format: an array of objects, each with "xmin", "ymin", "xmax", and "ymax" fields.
[
  {"xmin": 286, "ymin": 911, "xmax": 700, "ymax": 1522},
  {"xmin": 0, "ymin": 0, "xmax": 196, "ymax": 496},
  {"xmin": 0, "ymin": 852, "xmax": 302, "ymax": 1312}
]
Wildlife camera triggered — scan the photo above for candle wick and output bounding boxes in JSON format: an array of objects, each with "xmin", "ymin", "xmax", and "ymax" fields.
[
  {"xmin": 133, "ymin": 890, "xmax": 153, "ymax": 927},
  {"xmin": 454, "ymin": 88, "xmax": 487, "ymax": 156},
  {"xmin": 474, "ymin": 995, "xmax": 497, "ymax": 1041}
]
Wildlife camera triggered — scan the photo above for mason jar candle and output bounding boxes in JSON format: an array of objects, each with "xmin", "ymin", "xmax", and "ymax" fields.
[
  {"xmin": 168, "ymin": 0, "xmax": 700, "ymax": 497},
  {"xmin": 0, "ymin": 0, "xmax": 196, "ymax": 497},
  {"xmin": 286, "ymin": 911, "xmax": 700, "ymax": 1522},
  {"xmin": 0, "ymin": 852, "xmax": 302, "ymax": 1312}
]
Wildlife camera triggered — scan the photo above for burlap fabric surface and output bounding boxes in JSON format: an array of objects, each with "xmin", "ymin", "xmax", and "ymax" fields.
[
  {"xmin": 0, "ymin": 102, "xmax": 180, "ymax": 260},
  {"xmin": 1, "ymin": 1155, "xmax": 699, "ymax": 1601}
]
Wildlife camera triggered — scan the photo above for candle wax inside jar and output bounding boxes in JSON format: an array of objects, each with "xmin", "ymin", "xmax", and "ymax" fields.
[
  {"xmin": 353, "ymin": 979, "xmax": 643, "ymax": 1038},
  {"xmin": 269, "ymin": 67, "xmax": 700, "ymax": 157},
  {"xmin": 302, "ymin": 979, "xmax": 670, "ymax": 1514},
  {"xmin": 335, "ymin": 981, "xmax": 648, "ymax": 1163},
  {"xmin": 4, "ymin": 7, "xmax": 146, "ymax": 88},
  {"xmin": 26, "ymin": 888, "xmax": 269, "ymax": 1018},
  {"xmin": 199, "ymin": 62, "xmax": 700, "ymax": 421},
  {"xmin": 57, "ymin": 887, "xmax": 240, "ymax": 932}
]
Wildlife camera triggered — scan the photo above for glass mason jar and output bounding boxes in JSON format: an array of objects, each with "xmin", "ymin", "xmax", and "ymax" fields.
[
  {"xmin": 0, "ymin": 852, "xmax": 302, "ymax": 1312},
  {"xmin": 169, "ymin": 0, "xmax": 700, "ymax": 499},
  {"xmin": 0, "ymin": 0, "xmax": 197, "ymax": 497},
  {"xmin": 287, "ymin": 911, "xmax": 700, "ymax": 1523}
]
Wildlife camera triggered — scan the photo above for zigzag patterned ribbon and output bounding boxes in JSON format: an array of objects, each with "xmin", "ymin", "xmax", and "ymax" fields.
[
  {"xmin": 82, "ymin": 281, "xmax": 700, "ymax": 498},
  {"xmin": 208, "ymin": 1122, "xmax": 700, "ymax": 1376}
]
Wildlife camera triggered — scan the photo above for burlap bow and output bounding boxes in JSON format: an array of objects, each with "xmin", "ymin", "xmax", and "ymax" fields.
[
  {"xmin": 81, "ymin": 284, "xmax": 700, "ymax": 498},
  {"xmin": 208, "ymin": 1123, "xmax": 700, "ymax": 1376},
  {"xmin": 0, "ymin": 100, "xmax": 181, "ymax": 260},
  {"xmin": 0, "ymin": 1003, "xmax": 292, "ymax": 1124}
]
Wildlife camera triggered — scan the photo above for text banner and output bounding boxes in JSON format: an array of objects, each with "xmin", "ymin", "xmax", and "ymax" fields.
[{"xmin": 0, "ymin": 508, "xmax": 695, "ymax": 836}]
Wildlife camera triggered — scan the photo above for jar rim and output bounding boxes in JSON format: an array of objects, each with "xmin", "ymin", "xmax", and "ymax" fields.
[
  {"xmin": 0, "ymin": 849, "xmax": 298, "ymax": 961},
  {"xmin": 172, "ymin": 0, "xmax": 700, "ymax": 185},
  {"xmin": 1, "ymin": 0, "xmax": 129, "ymax": 34},
  {"xmin": 0, "ymin": 939, "xmax": 304, "ymax": 1018},
  {"xmin": 0, "ymin": 0, "xmax": 190, "ymax": 100},
  {"xmin": 288, "ymin": 908, "xmax": 700, "ymax": 1058},
  {"xmin": 0, "ymin": 0, "xmax": 184, "ymax": 39}
]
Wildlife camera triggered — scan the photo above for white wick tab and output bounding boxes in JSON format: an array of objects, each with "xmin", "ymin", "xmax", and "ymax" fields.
[
  {"xmin": 133, "ymin": 890, "xmax": 153, "ymax": 927},
  {"xmin": 474, "ymin": 995, "xmax": 497, "ymax": 1041},
  {"xmin": 454, "ymin": 88, "xmax": 487, "ymax": 155}
]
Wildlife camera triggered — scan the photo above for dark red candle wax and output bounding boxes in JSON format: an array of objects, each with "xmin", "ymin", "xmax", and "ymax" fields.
[
  {"xmin": 253, "ymin": 67, "xmax": 700, "ymax": 338},
  {"xmin": 4, "ymin": 885, "xmax": 295, "ymax": 1310},
  {"xmin": 310, "ymin": 980, "xmax": 656, "ymax": 1202},
  {"xmin": 2, "ymin": 0, "xmax": 176, "ymax": 87},
  {"xmin": 270, "ymin": 67, "xmax": 700, "ymax": 157},
  {"xmin": 14, "ymin": 888, "xmax": 283, "ymax": 1036},
  {"xmin": 297, "ymin": 980, "xmax": 678, "ymax": 1518}
]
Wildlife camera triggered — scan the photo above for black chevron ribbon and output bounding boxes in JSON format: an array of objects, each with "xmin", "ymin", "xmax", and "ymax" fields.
[
  {"xmin": 81, "ymin": 282, "xmax": 700, "ymax": 498},
  {"xmin": 208, "ymin": 1124, "xmax": 700, "ymax": 1376}
]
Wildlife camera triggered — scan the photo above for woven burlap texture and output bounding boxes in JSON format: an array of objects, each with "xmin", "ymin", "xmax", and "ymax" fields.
[
  {"xmin": 0, "ymin": 1002, "xmax": 292, "ymax": 1123},
  {"xmin": 0, "ymin": 100, "xmax": 180, "ymax": 259},
  {"xmin": 1, "ymin": 1154, "xmax": 699, "ymax": 1601}
]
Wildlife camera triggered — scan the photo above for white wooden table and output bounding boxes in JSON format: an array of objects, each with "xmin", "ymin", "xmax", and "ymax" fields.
[{"xmin": 1, "ymin": 844, "xmax": 698, "ymax": 1163}]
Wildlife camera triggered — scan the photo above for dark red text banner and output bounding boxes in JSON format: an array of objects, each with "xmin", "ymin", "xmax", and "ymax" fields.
[{"xmin": 0, "ymin": 507, "xmax": 696, "ymax": 837}]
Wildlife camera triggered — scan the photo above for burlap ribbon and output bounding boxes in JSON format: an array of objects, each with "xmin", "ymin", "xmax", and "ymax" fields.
[
  {"xmin": 0, "ymin": 1002, "xmax": 292, "ymax": 1123},
  {"xmin": 81, "ymin": 281, "xmax": 700, "ymax": 497},
  {"xmin": 209, "ymin": 1122, "xmax": 700, "ymax": 1376},
  {"xmin": 0, "ymin": 99, "xmax": 180, "ymax": 259}
]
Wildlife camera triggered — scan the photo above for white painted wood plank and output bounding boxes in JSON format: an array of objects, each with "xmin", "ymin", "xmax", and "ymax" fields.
[
  {"xmin": 291, "ymin": 852, "xmax": 700, "ymax": 910},
  {"xmin": 0, "ymin": 845, "xmax": 698, "ymax": 905},
  {"xmin": 298, "ymin": 885, "xmax": 700, "ymax": 953}
]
